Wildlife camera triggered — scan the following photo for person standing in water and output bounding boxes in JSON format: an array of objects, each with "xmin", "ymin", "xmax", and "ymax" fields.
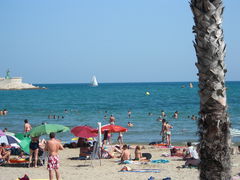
[
  {"xmin": 109, "ymin": 115, "xmax": 115, "ymax": 125},
  {"xmin": 161, "ymin": 110, "xmax": 166, "ymax": 117},
  {"xmin": 24, "ymin": 119, "xmax": 32, "ymax": 133},
  {"xmin": 173, "ymin": 111, "xmax": 178, "ymax": 119},
  {"xmin": 128, "ymin": 110, "xmax": 132, "ymax": 118}
]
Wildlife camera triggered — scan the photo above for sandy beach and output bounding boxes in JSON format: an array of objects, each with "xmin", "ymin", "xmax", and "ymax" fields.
[{"xmin": 1, "ymin": 145, "xmax": 240, "ymax": 180}]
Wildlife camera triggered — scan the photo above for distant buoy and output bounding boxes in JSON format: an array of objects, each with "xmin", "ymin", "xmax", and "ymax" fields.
[{"xmin": 145, "ymin": 92, "xmax": 150, "ymax": 96}]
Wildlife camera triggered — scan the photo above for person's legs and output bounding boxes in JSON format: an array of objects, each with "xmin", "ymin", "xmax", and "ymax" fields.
[
  {"xmin": 28, "ymin": 150, "xmax": 33, "ymax": 167},
  {"xmin": 34, "ymin": 149, "xmax": 39, "ymax": 167},
  {"xmin": 185, "ymin": 159, "xmax": 200, "ymax": 166},
  {"xmin": 166, "ymin": 134, "xmax": 170, "ymax": 145},
  {"xmin": 55, "ymin": 169, "xmax": 61, "ymax": 180},
  {"xmin": 120, "ymin": 137, "xmax": 124, "ymax": 145},
  {"xmin": 49, "ymin": 170, "xmax": 54, "ymax": 180},
  {"xmin": 169, "ymin": 134, "xmax": 171, "ymax": 145}
]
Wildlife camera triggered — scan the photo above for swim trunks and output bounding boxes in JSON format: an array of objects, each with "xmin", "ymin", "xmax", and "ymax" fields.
[
  {"xmin": 166, "ymin": 131, "xmax": 171, "ymax": 135},
  {"xmin": 47, "ymin": 155, "xmax": 59, "ymax": 170}
]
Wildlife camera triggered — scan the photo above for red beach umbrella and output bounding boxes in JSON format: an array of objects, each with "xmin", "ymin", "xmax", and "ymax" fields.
[
  {"xmin": 100, "ymin": 124, "xmax": 128, "ymax": 133},
  {"xmin": 71, "ymin": 126, "xmax": 98, "ymax": 138}
]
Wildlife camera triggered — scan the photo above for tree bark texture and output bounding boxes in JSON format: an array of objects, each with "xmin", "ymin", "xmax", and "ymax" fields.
[{"xmin": 190, "ymin": 0, "xmax": 231, "ymax": 179}]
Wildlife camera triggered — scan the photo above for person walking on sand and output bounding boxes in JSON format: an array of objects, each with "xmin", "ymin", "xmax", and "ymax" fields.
[
  {"xmin": 45, "ymin": 132, "xmax": 64, "ymax": 180},
  {"xmin": 24, "ymin": 119, "xmax": 32, "ymax": 133},
  {"xmin": 165, "ymin": 122, "xmax": 173, "ymax": 146}
]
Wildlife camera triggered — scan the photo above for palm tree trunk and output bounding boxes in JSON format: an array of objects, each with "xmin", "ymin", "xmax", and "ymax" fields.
[{"xmin": 190, "ymin": 0, "xmax": 231, "ymax": 179}]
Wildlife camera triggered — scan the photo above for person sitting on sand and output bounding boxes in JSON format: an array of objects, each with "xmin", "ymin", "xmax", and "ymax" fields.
[
  {"xmin": 18, "ymin": 150, "xmax": 27, "ymax": 160},
  {"xmin": 183, "ymin": 142, "xmax": 200, "ymax": 167},
  {"xmin": 79, "ymin": 141, "xmax": 91, "ymax": 158},
  {"xmin": 0, "ymin": 143, "xmax": 11, "ymax": 163},
  {"xmin": 101, "ymin": 147, "xmax": 114, "ymax": 159},
  {"xmin": 170, "ymin": 147, "xmax": 184, "ymax": 157},
  {"xmin": 120, "ymin": 144, "xmax": 131, "ymax": 162},
  {"xmin": 134, "ymin": 145, "xmax": 143, "ymax": 160}
]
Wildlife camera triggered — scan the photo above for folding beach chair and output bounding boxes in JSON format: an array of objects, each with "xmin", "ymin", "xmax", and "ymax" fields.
[{"xmin": 84, "ymin": 141, "xmax": 101, "ymax": 167}]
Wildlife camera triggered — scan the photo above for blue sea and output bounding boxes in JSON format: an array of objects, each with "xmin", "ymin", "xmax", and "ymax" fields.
[{"xmin": 0, "ymin": 82, "xmax": 240, "ymax": 144}]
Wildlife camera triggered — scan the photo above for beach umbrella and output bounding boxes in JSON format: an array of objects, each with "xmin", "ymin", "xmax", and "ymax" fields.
[
  {"xmin": 0, "ymin": 130, "xmax": 4, "ymax": 136},
  {"xmin": 100, "ymin": 124, "xmax": 128, "ymax": 133},
  {"xmin": 5, "ymin": 131, "xmax": 15, "ymax": 136},
  {"xmin": 71, "ymin": 126, "xmax": 98, "ymax": 138},
  {"xmin": 19, "ymin": 137, "xmax": 31, "ymax": 154},
  {"xmin": 0, "ymin": 130, "xmax": 20, "ymax": 146},
  {"xmin": 15, "ymin": 133, "xmax": 26, "ymax": 140},
  {"xmin": 27, "ymin": 124, "xmax": 70, "ymax": 137}
]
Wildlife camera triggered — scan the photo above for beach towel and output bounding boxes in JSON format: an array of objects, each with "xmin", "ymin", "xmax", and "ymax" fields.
[
  {"xmin": 151, "ymin": 159, "xmax": 169, "ymax": 163},
  {"xmin": 121, "ymin": 160, "xmax": 141, "ymax": 164}
]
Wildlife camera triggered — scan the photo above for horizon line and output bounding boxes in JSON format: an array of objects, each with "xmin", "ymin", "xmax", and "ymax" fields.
[{"xmin": 33, "ymin": 80, "xmax": 240, "ymax": 85}]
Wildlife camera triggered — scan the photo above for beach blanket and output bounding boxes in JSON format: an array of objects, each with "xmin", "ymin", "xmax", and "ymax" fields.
[
  {"xmin": 151, "ymin": 159, "xmax": 169, "ymax": 164},
  {"xmin": 121, "ymin": 160, "xmax": 141, "ymax": 164}
]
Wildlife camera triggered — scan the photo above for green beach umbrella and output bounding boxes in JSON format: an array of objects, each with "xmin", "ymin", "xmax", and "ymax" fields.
[
  {"xmin": 19, "ymin": 137, "xmax": 31, "ymax": 154},
  {"xmin": 15, "ymin": 133, "xmax": 31, "ymax": 154},
  {"xmin": 15, "ymin": 133, "xmax": 26, "ymax": 140},
  {"xmin": 27, "ymin": 124, "xmax": 70, "ymax": 137}
]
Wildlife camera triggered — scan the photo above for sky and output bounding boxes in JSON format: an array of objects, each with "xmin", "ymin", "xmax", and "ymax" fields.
[{"xmin": 0, "ymin": 0, "xmax": 239, "ymax": 84}]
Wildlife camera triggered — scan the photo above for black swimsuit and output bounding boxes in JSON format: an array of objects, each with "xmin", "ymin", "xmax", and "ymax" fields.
[{"xmin": 30, "ymin": 141, "xmax": 39, "ymax": 150}]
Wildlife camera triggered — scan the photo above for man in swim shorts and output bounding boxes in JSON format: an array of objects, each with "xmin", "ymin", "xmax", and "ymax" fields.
[{"xmin": 45, "ymin": 132, "xmax": 64, "ymax": 180}]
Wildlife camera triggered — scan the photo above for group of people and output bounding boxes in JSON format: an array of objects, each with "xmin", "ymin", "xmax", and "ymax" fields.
[
  {"xmin": 23, "ymin": 119, "xmax": 64, "ymax": 180},
  {"xmin": 48, "ymin": 115, "xmax": 64, "ymax": 119},
  {"xmin": 170, "ymin": 142, "xmax": 200, "ymax": 167},
  {"xmin": 0, "ymin": 109, "xmax": 8, "ymax": 116}
]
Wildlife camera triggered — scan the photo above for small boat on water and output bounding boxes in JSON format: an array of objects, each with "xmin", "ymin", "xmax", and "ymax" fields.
[{"xmin": 91, "ymin": 76, "xmax": 98, "ymax": 87}]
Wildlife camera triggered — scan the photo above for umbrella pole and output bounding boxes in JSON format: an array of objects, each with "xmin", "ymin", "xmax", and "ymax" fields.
[{"xmin": 98, "ymin": 122, "xmax": 102, "ymax": 166}]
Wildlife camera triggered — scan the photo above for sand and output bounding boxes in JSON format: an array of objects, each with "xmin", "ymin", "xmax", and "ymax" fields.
[{"xmin": 1, "ymin": 145, "xmax": 240, "ymax": 180}]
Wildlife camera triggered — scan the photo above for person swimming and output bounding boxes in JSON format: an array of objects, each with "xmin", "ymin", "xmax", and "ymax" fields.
[{"xmin": 127, "ymin": 122, "xmax": 134, "ymax": 127}]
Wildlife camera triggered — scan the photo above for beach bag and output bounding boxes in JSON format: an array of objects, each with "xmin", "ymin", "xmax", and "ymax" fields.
[{"xmin": 142, "ymin": 153, "xmax": 152, "ymax": 160}]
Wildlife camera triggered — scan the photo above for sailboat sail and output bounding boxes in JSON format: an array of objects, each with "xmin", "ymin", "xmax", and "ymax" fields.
[{"xmin": 91, "ymin": 76, "xmax": 98, "ymax": 87}]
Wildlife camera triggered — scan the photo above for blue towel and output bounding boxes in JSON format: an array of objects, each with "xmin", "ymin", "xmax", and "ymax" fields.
[{"xmin": 151, "ymin": 159, "xmax": 169, "ymax": 163}]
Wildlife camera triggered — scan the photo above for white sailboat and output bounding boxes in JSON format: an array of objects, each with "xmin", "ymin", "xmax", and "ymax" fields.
[{"xmin": 91, "ymin": 76, "xmax": 98, "ymax": 87}]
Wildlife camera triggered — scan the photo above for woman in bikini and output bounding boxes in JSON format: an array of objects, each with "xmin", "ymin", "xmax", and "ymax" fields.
[{"xmin": 29, "ymin": 136, "xmax": 40, "ymax": 167}]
